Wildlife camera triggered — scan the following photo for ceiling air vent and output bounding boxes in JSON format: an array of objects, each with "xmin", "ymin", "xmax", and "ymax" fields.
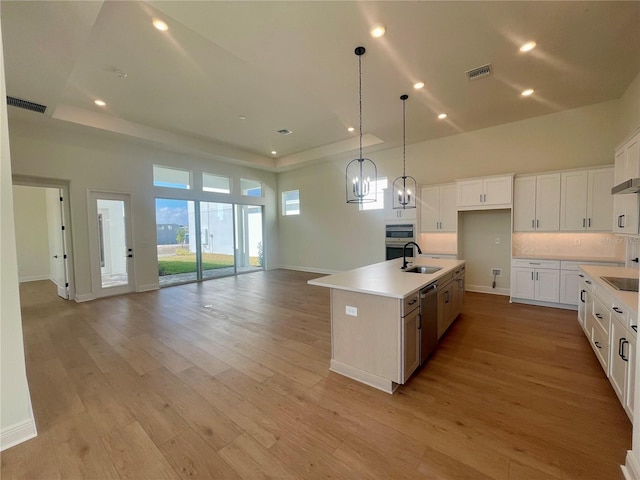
[
  {"xmin": 465, "ymin": 64, "xmax": 493, "ymax": 81},
  {"xmin": 276, "ymin": 129, "xmax": 293, "ymax": 135},
  {"xmin": 6, "ymin": 96, "xmax": 47, "ymax": 113}
]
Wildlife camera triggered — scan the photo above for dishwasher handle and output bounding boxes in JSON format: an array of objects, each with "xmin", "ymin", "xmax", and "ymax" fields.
[{"xmin": 420, "ymin": 283, "xmax": 438, "ymax": 298}]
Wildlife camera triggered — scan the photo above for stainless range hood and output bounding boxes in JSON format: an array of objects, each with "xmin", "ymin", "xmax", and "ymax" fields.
[{"xmin": 612, "ymin": 178, "xmax": 640, "ymax": 194}]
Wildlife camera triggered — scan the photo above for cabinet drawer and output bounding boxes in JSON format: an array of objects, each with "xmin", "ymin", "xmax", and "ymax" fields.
[
  {"xmin": 592, "ymin": 296, "xmax": 611, "ymax": 334},
  {"xmin": 512, "ymin": 259, "xmax": 560, "ymax": 269},
  {"xmin": 403, "ymin": 292, "xmax": 420, "ymax": 315},
  {"xmin": 592, "ymin": 321, "xmax": 610, "ymax": 372}
]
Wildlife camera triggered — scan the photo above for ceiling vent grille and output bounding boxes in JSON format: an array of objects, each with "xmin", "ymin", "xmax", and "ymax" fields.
[
  {"xmin": 276, "ymin": 129, "xmax": 293, "ymax": 135},
  {"xmin": 465, "ymin": 64, "xmax": 493, "ymax": 81},
  {"xmin": 6, "ymin": 96, "xmax": 47, "ymax": 113}
]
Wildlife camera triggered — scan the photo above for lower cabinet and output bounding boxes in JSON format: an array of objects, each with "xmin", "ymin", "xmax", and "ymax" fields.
[
  {"xmin": 511, "ymin": 260, "xmax": 560, "ymax": 303},
  {"xmin": 437, "ymin": 267, "xmax": 465, "ymax": 339},
  {"xmin": 578, "ymin": 268, "xmax": 636, "ymax": 422},
  {"xmin": 402, "ymin": 307, "xmax": 420, "ymax": 382}
]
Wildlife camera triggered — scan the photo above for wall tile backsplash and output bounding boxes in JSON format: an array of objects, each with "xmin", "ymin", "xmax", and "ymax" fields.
[{"xmin": 512, "ymin": 233, "xmax": 627, "ymax": 260}]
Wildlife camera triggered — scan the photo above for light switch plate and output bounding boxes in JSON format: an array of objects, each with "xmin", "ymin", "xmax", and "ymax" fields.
[{"xmin": 346, "ymin": 306, "xmax": 358, "ymax": 316}]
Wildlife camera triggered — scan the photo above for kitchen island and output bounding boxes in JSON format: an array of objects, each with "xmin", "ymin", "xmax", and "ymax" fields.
[{"xmin": 309, "ymin": 257, "xmax": 466, "ymax": 393}]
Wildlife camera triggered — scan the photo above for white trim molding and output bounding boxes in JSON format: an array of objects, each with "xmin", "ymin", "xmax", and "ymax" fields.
[
  {"xmin": 272, "ymin": 264, "xmax": 341, "ymax": 275},
  {"xmin": 623, "ymin": 450, "xmax": 640, "ymax": 480},
  {"xmin": 0, "ymin": 415, "xmax": 37, "ymax": 452},
  {"xmin": 466, "ymin": 284, "xmax": 510, "ymax": 296},
  {"xmin": 18, "ymin": 274, "xmax": 50, "ymax": 283},
  {"xmin": 75, "ymin": 293, "xmax": 96, "ymax": 303},
  {"xmin": 136, "ymin": 283, "xmax": 159, "ymax": 293}
]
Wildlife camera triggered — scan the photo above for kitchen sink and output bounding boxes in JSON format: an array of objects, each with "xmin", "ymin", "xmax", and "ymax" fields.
[{"xmin": 403, "ymin": 266, "xmax": 442, "ymax": 274}]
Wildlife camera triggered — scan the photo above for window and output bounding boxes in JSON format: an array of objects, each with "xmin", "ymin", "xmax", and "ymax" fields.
[
  {"xmin": 360, "ymin": 177, "xmax": 388, "ymax": 211},
  {"xmin": 153, "ymin": 165, "xmax": 191, "ymax": 189},
  {"xmin": 282, "ymin": 190, "xmax": 300, "ymax": 216},
  {"xmin": 241, "ymin": 178, "xmax": 262, "ymax": 197},
  {"xmin": 203, "ymin": 173, "xmax": 231, "ymax": 193}
]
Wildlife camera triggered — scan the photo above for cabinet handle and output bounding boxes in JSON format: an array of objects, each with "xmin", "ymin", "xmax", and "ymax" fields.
[
  {"xmin": 480, "ymin": 194, "xmax": 483, "ymax": 203},
  {"xmin": 619, "ymin": 337, "xmax": 624, "ymax": 357},
  {"xmin": 579, "ymin": 274, "xmax": 584, "ymax": 278},
  {"xmin": 585, "ymin": 280, "xmax": 592, "ymax": 285},
  {"xmin": 621, "ymin": 339, "xmax": 629, "ymax": 361},
  {"xmin": 595, "ymin": 313, "xmax": 602, "ymax": 319},
  {"xmin": 582, "ymin": 218, "xmax": 586, "ymax": 228},
  {"xmin": 536, "ymin": 219, "xmax": 539, "ymax": 228},
  {"xmin": 532, "ymin": 219, "xmax": 535, "ymax": 229},
  {"xmin": 408, "ymin": 298, "xmax": 417, "ymax": 305},
  {"xmin": 588, "ymin": 218, "xmax": 591, "ymax": 228},
  {"xmin": 529, "ymin": 262, "xmax": 541, "ymax": 265},
  {"xmin": 580, "ymin": 290, "xmax": 585, "ymax": 303},
  {"xmin": 445, "ymin": 291, "xmax": 450, "ymax": 303},
  {"xmin": 595, "ymin": 341, "xmax": 602, "ymax": 349},
  {"xmin": 418, "ymin": 313, "xmax": 422, "ymax": 330},
  {"xmin": 632, "ymin": 325, "xmax": 638, "ymax": 332},
  {"xmin": 536, "ymin": 272, "xmax": 539, "ymax": 281},
  {"xmin": 531, "ymin": 272, "xmax": 534, "ymax": 281},
  {"xmin": 613, "ymin": 307, "xmax": 623, "ymax": 314}
]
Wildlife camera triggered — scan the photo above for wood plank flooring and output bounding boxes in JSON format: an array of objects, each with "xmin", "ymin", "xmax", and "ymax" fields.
[{"xmin": 1, "ymin": 270, "xmax": 632, "ymax": 479}]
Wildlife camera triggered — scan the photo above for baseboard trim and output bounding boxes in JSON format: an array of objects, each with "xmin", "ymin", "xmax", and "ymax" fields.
[
  {"xmin": 137, "ymin": 283, "xmax": 159, "ymax": 293},
  {"xmin": 622, "ymin": 451, "xmax": 640, "ymax": 480},
  {"xmin": 0, "ymin": 411, "xmax": 37, "ymax": 452},
  {"xmin": 510, "ymin": 297, "xmax": 578, "ymax": 311},
  {"xmin": 18, "ymin": 274, "xmax": 50, "ymax": 283},
  {"xmin": 75, "ymin": 293, "xmax": 95, "ymax": 303},
  {"xmin": 466, "ymin": 284, "xmax": 510, "ymax": 296},
  {"xmin": 272, "ymin": 264, "xmax": 341, "ymax": 275},
  {"xmin": 329, "ymin": 359, "xmax": 398, "ymax": 394}
]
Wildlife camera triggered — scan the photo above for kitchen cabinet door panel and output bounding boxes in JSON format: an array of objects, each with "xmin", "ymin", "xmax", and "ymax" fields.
[
  {"xmin": 513, "ymin": 177, "xmax": 536, "ymax": 232},
  {"xmin": 626, "ymin": 335, "xmax": 636, "ymax": 421},
  {"xmin": 484, "ymin": 176, "xmax": 512, "ymax": 205},
  {"xmin": 536, "ymin": 174, "xmax": 561, "ymax": 231},
  {"xmin": 609, "ymin": 316, "xmax": 627, "ymax": 402},
  {"xmin": 457, "ymin": 180, "xmax": 484, "ymax": 208},
  {"xmin": 587, "ymin": 168, "xmax": 614, "ymax": 231},
  {"xmin": 512, "ymin": 268, "xmax": 535, "ymax": 300},
  {"xmin": 402, "ymin": 308, "xmax": 420, "ymax": 382},
  {"xmin": 535, "ymin": 269, "xmax": 560, "ymax": 303},
  {"xmin": 560, "ymin": 171, "xmax": 588, "ymax": 231},
  {"xmin": 439, "ymin": 185, "xmax": 457, "ymax": 232},
  {"xmin": 420, "ymin": 186, "xmax": 440, "ymax": 232},
  {"xmin": 560, "ymin": 270, "xmax": 580, "ymax": 306}
]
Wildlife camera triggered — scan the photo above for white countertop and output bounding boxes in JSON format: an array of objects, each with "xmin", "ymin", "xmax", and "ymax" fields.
[
  {"xmin": 308, "ymin": 258, "xmax": 466, "ymax": 299},
  {"xmin": 513, "ymin": 255, "xmax": 625, "ymax": 263},
  {"xmin": 580, "ymin": 265, "xmax": 639, "ymax": 315}
]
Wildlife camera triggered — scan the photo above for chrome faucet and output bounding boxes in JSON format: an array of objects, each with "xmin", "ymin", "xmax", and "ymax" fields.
[{"xmin": 401, "ymin": 242, "xmax": 423, "ymax": 269}]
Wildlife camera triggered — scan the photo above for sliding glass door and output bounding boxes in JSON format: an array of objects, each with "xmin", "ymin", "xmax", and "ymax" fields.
[{"xmin": 156, "ymin": 199, "xmax": 263, "ymax": 286}]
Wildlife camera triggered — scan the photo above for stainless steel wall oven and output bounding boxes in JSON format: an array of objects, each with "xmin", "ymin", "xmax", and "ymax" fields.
[{"xmin": 385, "ymin": 223, "xmax": 415, "ymax": 260}]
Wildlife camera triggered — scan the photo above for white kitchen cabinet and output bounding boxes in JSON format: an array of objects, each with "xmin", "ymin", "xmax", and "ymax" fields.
[
  {"xmin": 383, "ymin": 188, "xmax": 418, "ymax": 221},
  {"xmin": 511, "ymin": 260, "xmax": 560, "ymax": 303},
  {"xmin": 610, "ymin": 315, "xmax": 629, "ymax": 402},
  {"xmin": 560, "ymin": 270, "xmax": 580, "ymax": 305},
  {"xmin": 420, "ymin": 183, "xmax": 457, "ymax": 232},
  {"xmin": 457, "ymin": 175, "xmax": 512, "ymax": 209},
  {"xmin": 513, "ymin": 174, "xmax": 560, "ymax": 231},
  {"xmin": 613, "ymin": 130, "xmax": 640, "ymax": 234},
  {"xmin": 577, "ymin": 274, "xmax": 592, "ymax": 333},
  {"xmin": 560, "ymin": 168, "xmax": 613, "ymax": 231},
  {"xmin": 626, "ymin": 334, "xmax": 636, "ymax": 421}
]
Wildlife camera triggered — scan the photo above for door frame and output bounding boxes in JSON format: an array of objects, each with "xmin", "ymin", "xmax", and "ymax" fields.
[
  {"xmin": 87, "ymin": 190, "xmax": 135, "ymax": 298},
  {"xmin": 12, "ymin": 175, "xmax": 75, "ymax": 300}
]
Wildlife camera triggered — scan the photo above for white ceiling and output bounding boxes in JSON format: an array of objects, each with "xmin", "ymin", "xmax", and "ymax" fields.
[{"xmin": 2, "ymin": 1, "xmax": 639, "ymax": 171}]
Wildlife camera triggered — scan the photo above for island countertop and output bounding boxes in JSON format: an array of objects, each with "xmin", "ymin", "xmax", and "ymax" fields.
[{"xmin": 308, "ymin": 257, "xmax": 465, "ymax": 299}]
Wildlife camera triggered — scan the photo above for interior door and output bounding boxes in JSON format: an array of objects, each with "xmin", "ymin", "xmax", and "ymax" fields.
[
  {"xmin": 88, "ymin": 191, "xmax": 135, "ymax": 297},
  {"xmin": 46, "ymin": 188, "xmax": 70, "ymax": 299}
]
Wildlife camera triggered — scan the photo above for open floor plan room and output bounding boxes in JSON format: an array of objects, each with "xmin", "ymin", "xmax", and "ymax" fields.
[{"xmin": 1, "ymin": 270, "xmax": 631, "ymax": 480}]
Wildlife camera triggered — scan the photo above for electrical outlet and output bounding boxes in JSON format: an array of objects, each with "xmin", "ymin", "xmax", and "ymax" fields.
[
  {"xmin": 346, "ymin": 306, "xmax": 358, "ymax": 317},
  {"xmin": 491, "ymin": 268, "xmax": 502, "ymax": 277}
]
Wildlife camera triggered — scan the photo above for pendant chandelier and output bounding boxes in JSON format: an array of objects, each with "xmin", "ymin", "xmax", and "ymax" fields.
[
  {"xmin": 392, "ymin": 94, "xmax": 417, "ymax": 209},
  {"xmin": 346, "ymin": 46, "xmax": 377, "ymax": 204}
]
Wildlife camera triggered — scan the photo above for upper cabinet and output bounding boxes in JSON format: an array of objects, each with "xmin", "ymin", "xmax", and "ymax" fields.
[
  {"xmin": 613, "ymin": 131, "xmax": 640, "ymax": 234},
  {"xmin": 560, "ymin": 167, "xmax": 613, "ymax": 231},
  {"xmin": 513, "ymin": 174, "xmax": 560, "ymax": 232},
  {"xmin": 420, "ymin": 183, "xmax": 457, "ymax": 232},
  {"xmin": 457, "ymin": 175, "xmax": 513, "ymax": 210},
  {"xmin": 383, "ymin": 188, "xmax": 417, "ymax": 221}
]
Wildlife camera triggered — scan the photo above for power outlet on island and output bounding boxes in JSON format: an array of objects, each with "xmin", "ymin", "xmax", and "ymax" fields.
[{"xmin": 346, "ymin": 306, "xmax": 358, "ymax": 317}]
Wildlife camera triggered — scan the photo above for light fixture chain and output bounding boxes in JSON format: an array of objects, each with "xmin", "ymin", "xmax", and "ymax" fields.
[
  {"xmin": 358, "ymin": 52, "xmax": 363, "ymax": 159},
  {"xmin": 402, "ymin": 97, "xmax": 406, "ymax": 177}
]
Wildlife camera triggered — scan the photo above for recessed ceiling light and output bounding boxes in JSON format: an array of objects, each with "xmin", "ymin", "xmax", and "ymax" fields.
[
  {"xmin": 271, "ymin": 151, "xmax": 277, "ymax": 155},
  {"xmin": 521, "ymin": 88, "xmax": 534, "ymax": 97},
  {"xmin": 413, "ymin": 82, "xmax": 425, "ymax": 90},
  {"xmin": 239, "ymin": 115, "xmax": 246, "ymax": 120},
  {"xmin": 94, "ymin": 99, "xmax": 106, "ymax": 107},
  {"xmin": 152, "ymin": 18, "xmax": 169, "ymax": 31},
  {"xmin": 347, "ymin": 127, "xmax": 355, "ymax": 132},
  {"xmin": 438, "ymin": 113, "xmax": 447, "ymax": 119},
  {"xmin": 520, "ymin": 41, "xmax": 537, "ymax": 52},
  {"xmin": 370, "ymin": 25, "xmax": 386, "ymax": 38}
]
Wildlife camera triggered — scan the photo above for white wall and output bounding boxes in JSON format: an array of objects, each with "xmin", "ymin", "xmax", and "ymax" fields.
[
  {"xmin": 12, "ymin": 185, "xmax": 50, "ymax": 282},
  {"xmin": 0, "ymin": 19, "xmax": 36, "ymax": 450},
  {"xmin": 8, "ymin": 118, "xmax": 278, "ymax": 300},
  {"xmin": 277, "ymin": 100, "xmax": 621, "ymax": 273}
]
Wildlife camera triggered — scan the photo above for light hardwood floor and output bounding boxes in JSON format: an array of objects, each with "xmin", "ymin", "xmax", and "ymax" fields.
[{"xmin": 1, "ymin": 270, "xmax": 632, "ymax": 479}]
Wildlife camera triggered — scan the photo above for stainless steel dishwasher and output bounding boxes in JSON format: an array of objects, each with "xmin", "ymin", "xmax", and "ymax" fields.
[{"xmin": 419, "ymin": 282, "xmax": 438, "ymax": 364}]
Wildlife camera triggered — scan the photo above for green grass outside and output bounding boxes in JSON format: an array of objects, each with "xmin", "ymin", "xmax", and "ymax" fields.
[{"xmin": 158, "ymin": 252, "xmax": 260, "ymax": 276}]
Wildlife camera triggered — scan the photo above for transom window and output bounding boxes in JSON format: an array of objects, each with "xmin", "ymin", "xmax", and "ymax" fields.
[
  {"xmin": 282, "ymin": 190, "xmax": 300, "ymax": 216},
  {"xmin": 153, "ymin": 165, "xmax": 191, "ymax": 190},
  {"xmin": 241, "ymin": 178, "xmax": 262, "ymax": 197},
  {"xmin": 203, "ymin": 173, "xmax": 231, "ymax": 193}
]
